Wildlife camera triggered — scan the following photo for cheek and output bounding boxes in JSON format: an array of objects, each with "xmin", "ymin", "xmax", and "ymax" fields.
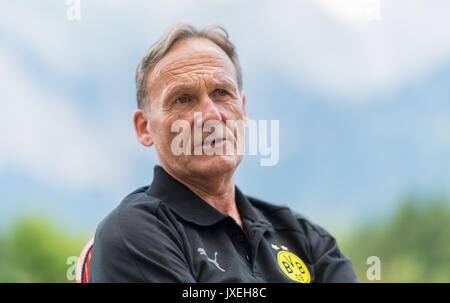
[
  {"xmin": 151, "ymin": 114, "xmax": 192, "ymax": 148},
  {"xmin": 149, "ymin": 117, "xmax": 170, "ymax": 144},
  {"xmin": 220, "ymin": 101, "xmax": 246, "ymax": 121}
]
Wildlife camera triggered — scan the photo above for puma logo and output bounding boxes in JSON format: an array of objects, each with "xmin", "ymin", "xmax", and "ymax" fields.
[{"xmin": 197, "ymin": 248, "xmax": 226, "ymax": 272}]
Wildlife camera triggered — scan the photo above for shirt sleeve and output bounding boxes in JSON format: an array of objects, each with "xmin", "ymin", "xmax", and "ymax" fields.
[
  {"xmin": 89, "ymin": 201, "xmax": 196, "ymax": 283},
  {"xmin": 294, "ymin": 213, "xmax": 359, "ymax": 283}
]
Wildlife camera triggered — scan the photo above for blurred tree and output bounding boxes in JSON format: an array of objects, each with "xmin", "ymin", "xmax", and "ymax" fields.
[
  {"xmin": 341, "ymin": 196, "xmax": 450, "ymax": 282},
  {"xmin": 0, "ymin": 216, "xmax": 86, "ymax": 283}
]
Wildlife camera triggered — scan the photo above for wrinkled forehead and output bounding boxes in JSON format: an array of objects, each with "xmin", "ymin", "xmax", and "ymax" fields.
[{"xmin": 147, "ymin": 38, "xmax": 238, "ymax": 96}]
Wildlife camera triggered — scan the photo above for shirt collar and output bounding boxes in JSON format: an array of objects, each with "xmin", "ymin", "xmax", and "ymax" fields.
[{"xmin": 146, "ymin": 165, "xmax": 271, "ymax": 228}]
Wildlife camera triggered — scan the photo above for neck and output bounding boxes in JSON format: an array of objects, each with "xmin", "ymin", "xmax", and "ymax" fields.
[{"xmin": 161, "ymin": 164, "xmax": 243, "ymax": 228}]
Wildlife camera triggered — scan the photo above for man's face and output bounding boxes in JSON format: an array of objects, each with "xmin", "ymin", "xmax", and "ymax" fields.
[{"xmin": 142, "ymin": 37, "xmax": 247, "ymax": 179}]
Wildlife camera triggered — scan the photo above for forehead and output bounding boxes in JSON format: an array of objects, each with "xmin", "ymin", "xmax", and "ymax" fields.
[{"xmin": 148, "ymin": 38, "xmax": 238, "ymax": 93}]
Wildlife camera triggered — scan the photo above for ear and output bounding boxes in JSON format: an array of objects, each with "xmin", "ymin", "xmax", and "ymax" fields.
[{"xmin": 133, "ymin": 109, "xmax": 154, "ymax": 147}]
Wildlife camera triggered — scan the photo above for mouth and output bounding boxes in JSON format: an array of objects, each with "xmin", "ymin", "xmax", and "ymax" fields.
[{"xmin": 203, "ymin": 137, "xmax": 226, "ymax": 148}]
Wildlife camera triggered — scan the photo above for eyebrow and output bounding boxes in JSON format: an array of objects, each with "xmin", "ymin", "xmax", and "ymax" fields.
[
  {"xmin": 211, "ymin": 76, "xmax": 238, "ymax": 92},
  {"xmin": 160, "ymin": 76, "xmax": 239, "ymax": 103},
  {"xmin": 160, "ymin": 84, "xmax": 196, "ymax": 103}
]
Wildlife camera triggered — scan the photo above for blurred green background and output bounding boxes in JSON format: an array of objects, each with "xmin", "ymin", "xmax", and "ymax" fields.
[
  {"xmin": 0, "ymin": 216, "xmax": 86, "ymax": 283},
  {"xmin": 1, "ymin": 195, "xmax": 448, "ymax": 282},
  {"xmin": 341, "ymin": 195, "xmax": 450, "ymax": 282}
]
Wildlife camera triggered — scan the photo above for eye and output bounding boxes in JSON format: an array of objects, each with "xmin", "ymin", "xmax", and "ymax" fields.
[
  {"xmin": 176, "ymin": 96, "xmax": 189, "ymax": 104},
  {"xmin": 217, "ymin": 89, "xmax": 228, "ymax": 97}
]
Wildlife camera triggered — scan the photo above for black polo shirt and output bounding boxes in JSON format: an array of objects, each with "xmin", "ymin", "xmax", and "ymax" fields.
[{"xmin": 89, "ymin": 165, "xmax": 358, "ymax": 283}]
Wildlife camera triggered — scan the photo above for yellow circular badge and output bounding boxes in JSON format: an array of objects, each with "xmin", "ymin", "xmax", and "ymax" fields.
[{"xmin": 277, "ymin": 251, "xmax": 311, "ymax": 283}]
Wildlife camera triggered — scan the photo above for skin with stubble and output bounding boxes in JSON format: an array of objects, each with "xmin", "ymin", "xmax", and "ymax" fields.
[{"xmin": 132, "ymin": 37, "xmax": 248, "ymax": 228}]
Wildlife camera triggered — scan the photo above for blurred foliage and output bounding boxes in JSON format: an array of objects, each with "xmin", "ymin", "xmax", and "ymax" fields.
[
  {"xmin": 0, "ymin": 216, "xmax": 86, "ymax": 282},
  {"xmin": 0, "ymin": 196, "xmax": 449, "ymax": 282},
  {"xmin": 341, "ymin": 196, "xmax": 450, "ymax": 282}
]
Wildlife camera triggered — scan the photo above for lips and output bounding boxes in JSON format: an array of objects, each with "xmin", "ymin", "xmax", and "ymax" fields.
[{"xmin": 203, "ymin": 137, "xmax": 226, "ymax": 147}]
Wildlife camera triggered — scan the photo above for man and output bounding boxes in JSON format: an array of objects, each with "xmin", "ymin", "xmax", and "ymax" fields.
[{"xmin": 89, "ymin": 23, "xmax": 358, "ymax": 283}]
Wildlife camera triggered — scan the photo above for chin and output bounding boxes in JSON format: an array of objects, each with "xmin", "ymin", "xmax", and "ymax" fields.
[{"xmin": 189, "ymin": 154, "xmax": 242, "ymax": 177}]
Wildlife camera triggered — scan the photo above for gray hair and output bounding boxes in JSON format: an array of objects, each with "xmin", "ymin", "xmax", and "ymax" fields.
[{"xmin": 135, "ymin": 23, "xmax": 243, "ymax": 110}]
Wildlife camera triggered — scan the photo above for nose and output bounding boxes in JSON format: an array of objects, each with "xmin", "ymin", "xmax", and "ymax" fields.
[{"xmin": 194, "ymin": 94, "xmax": 222, "ymax": 128}]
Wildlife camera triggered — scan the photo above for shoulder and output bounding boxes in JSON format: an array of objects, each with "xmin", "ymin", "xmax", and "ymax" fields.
[
  {"xmin": 247, "ymin": 195, "xmax": 347, "ymax": 263},
  {"xmin": 89, "ymin": 186, "xmax": 189, "ymax": 282},
  {"xmin": 95, "ymin": 186, "xmax": 161, "ymax": 236},
  {"xmin": 93, "ymin": 185, "xmax": 182, "ymax": 251},
  {"xmin": 246, "ymin": 195, "xmax": 335, "ymax": 240}
]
